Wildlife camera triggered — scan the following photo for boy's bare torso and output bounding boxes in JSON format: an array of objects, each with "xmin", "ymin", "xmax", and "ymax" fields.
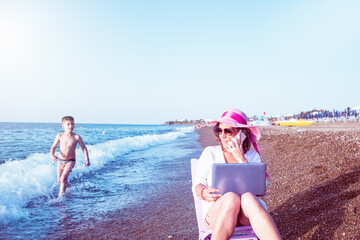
[{"xmin": 58, "ymin": 132, "xmax": 80, "ymax": 160}]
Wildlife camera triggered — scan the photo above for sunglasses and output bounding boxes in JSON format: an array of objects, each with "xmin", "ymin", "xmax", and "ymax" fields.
[{"xmin": 214, "ymin": 127, "xmax": 235, "ymax": 136}]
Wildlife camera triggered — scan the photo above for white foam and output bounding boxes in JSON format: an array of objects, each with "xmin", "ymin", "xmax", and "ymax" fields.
[{"xmin": 0, "ymin": 127, "xmax": 192, "ymax": 224}]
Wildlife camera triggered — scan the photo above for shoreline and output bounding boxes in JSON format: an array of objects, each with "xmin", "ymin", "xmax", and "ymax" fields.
[{"xmin": 58, "ymin": 122, "xmax": 359, "ymax": 239}]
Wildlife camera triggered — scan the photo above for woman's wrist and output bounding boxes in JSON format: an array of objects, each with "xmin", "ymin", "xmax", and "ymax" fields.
[
  {"xmin": 234, "ymin": 154, "xmax": 248, "ymax": 163},
  {"xmin": 200, "ymin": 185, "xmax": 207, "ymax": 201}
]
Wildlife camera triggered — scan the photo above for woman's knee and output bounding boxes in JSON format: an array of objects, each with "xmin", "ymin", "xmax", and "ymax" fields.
[
  {"xmin": 222, "ymin": 192, "xmax": 241, "ymax": 210},
  {"xmin": 241, "ymin": 192, "xmax": 264, "ymax": 213},
  {"xmin": 241, "ymin": 192, "xmax": 260, "ymax": 207}
]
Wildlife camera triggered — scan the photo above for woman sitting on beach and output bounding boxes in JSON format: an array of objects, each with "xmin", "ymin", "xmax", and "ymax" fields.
[{"xmin": 193, "ymin": 109, "xmax": 282, "ymax": 240}]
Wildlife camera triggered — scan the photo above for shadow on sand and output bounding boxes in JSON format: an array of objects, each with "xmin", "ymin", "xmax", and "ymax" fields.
[{"xmin": 271, "ymin": 166, "xmax": 360, "ymax": 239}]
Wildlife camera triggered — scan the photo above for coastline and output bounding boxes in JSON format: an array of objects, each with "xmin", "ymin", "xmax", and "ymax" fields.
[
  {"xmin": 58, "ymin": 122, "xmax": 359, "ymax": 240},
  {"xmin": 51, "ymin": 130, "xmax": 201, "ymax": 240}
]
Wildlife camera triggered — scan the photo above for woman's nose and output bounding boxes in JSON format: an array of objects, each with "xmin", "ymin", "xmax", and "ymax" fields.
[{"xmin": 220, "ymin": 132, "xmax": 227, "ymax": 139}]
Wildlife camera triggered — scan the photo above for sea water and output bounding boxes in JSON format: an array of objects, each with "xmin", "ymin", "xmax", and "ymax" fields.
[{"xmin": 0, "ymin": 122, "xmax": 202, "ymax": 239}]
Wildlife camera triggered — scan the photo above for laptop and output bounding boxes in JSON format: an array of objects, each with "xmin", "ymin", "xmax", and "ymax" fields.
[{"xmin": 211, "ymin": 162, "xmax": 266, "ymax": 196}]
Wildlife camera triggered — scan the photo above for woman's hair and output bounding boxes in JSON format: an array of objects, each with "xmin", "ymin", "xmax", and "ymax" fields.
[{"xmin": 213, "ymin": 123, "xmax": 252, "ymax": 154}]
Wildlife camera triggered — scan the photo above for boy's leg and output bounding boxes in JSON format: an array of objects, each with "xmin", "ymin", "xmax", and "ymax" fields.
[
  {"xmin": 57, "ymin": 163, "xmax": 64, "ymax": 184},
  {"xmin": 58, "ymin": 161, "xmax": 75, "ymax": 198}
]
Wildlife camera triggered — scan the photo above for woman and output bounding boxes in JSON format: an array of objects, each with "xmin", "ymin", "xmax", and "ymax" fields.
[{"xmin": 193, "ymin": 109, "xmax": 282, "ymax": 240}]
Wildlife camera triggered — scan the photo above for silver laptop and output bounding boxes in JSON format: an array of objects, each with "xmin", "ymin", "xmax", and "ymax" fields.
[{"xmin": 211, "ymin": 163, "xmax": 266, "ymax": 196}]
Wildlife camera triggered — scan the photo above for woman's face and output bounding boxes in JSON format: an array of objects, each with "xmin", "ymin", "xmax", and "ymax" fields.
[{"xmin": 217, "ymin": 123, "xmax": 239, "ymax": 147}]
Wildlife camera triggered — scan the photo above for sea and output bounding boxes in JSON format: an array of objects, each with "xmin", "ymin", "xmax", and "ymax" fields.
[{"xmin": 0, "ymin": 122, "xmax": 203, "ymax": 239}]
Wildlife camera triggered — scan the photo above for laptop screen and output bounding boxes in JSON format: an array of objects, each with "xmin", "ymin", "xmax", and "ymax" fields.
[{"xmin": 211, "ymin": 162, "xmax": 266, "ymax": 196}]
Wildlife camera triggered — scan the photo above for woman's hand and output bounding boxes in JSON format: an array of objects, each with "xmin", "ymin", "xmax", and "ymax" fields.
[
  {"xmin": 227, "ymin": 137, "xmax": 247, "ymax": 163},
  {"xmin": 201, "ymin": 186, "xmax": 222, "ymax": 202}
]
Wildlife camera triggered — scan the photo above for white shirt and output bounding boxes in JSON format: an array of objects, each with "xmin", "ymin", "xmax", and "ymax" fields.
[{"xmin": 192, "ymin": 145, "xmax": 262, "ymax": 220}]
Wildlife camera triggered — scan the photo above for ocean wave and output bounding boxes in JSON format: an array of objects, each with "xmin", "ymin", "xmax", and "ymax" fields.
[{"xmin": 0, "ymin": 127, "xmax": 193, "ymax": 224}]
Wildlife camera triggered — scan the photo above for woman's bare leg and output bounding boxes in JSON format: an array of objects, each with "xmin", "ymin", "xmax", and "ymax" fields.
[
  {"xmin": 205, "ymin": 192, "xmax": 241, "ymax": 240},
  {"xmin": 239, "ymin": 192, "xmax": 282, "ymax": 240}
]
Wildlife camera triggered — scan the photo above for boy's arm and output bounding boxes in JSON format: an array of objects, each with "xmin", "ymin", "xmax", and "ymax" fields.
[
  {"xmin": 50, "ymin": 134, "xmax": 60, "ymax": 163},
  {"xmin": 77, "ymin": 135, "xmax": 90, "ymax": 166}
]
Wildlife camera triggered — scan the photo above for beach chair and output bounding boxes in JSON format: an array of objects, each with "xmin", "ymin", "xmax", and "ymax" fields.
[{"xmin": 191, "ymin": 158, "xmax": 258, "ymax": 240}]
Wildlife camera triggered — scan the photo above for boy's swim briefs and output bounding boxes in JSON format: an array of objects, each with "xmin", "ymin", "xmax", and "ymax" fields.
[{"xmin": 58, "ymin": 158, "xmax": 76, "ymax": 165}]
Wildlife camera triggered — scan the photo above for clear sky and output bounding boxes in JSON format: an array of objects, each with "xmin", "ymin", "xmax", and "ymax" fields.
[{"xmin": 1, "ymin": 1, "xmax": 359, "ymax": 124}]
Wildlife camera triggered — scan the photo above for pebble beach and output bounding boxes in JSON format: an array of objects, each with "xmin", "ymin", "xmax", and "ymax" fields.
[{"xmin": 63, "ymin": 122, "xmax": 359, "ymax": 240}]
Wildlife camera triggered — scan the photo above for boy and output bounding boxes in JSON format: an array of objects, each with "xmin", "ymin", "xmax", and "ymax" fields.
[{"xmin": 50, "ymin": 116, "xmax": 90, "ymax": 198}]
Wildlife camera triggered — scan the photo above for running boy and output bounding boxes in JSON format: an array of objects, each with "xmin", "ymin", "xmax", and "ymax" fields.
[{"xmin": 50, "ymin": 116, "xmax": 90, "ymax": 198}]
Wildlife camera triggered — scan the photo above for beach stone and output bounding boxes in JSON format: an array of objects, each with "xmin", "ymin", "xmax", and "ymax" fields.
[{"xmin": 58, "ymin": 122, "xmax": 360, "ymax": 240}]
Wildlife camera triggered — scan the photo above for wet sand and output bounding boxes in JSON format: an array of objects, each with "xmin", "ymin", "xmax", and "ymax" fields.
[{"xmin": 62, "ymin": 122, "xmax": 360, "ymax": 240}]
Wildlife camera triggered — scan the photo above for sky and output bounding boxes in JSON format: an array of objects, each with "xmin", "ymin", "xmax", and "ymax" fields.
[{"xmin": 0, "ymin": 0, "xmax": 359, "ymax": 124}]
